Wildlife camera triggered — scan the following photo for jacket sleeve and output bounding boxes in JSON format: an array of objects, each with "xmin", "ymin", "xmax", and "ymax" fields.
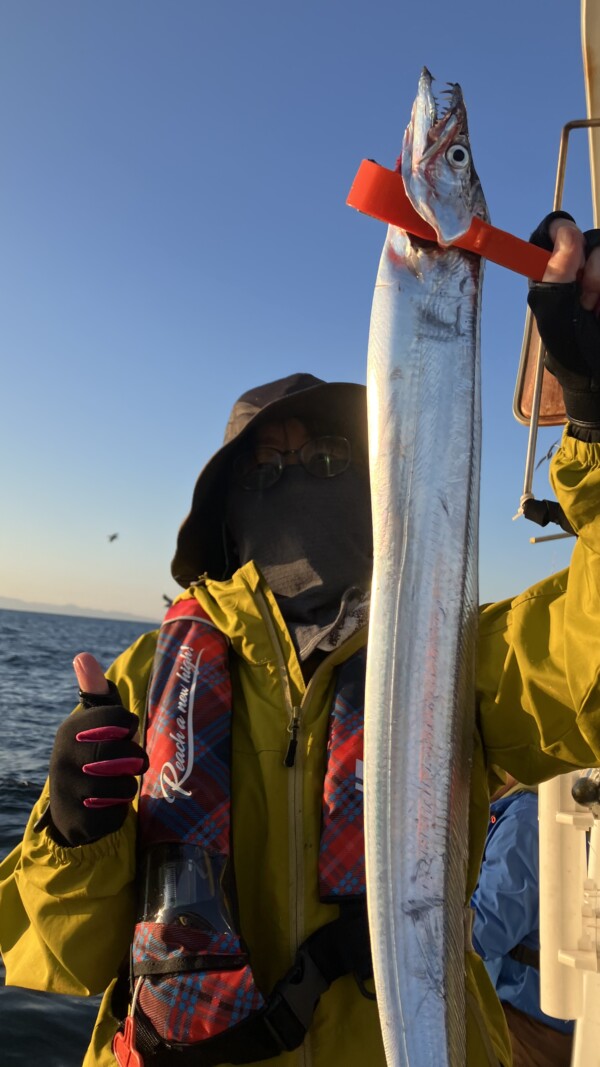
[
  {"xmin": 472, "ymin": 799, "xmax": 539, "ymax": 960},
  {"xmin": 477, "ymin": 433, "xmax": 600, "ymax": 783},
  {"xmin": 0, "ymin": 630, "xmax": 157, "ymax": 995}
]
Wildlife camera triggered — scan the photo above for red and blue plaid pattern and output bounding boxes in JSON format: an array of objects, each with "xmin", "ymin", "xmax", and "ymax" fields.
[
  {"xmin": 133, "ymin": 923, "xmax": 246, "ymax": 970},
  {"xmin": 139, "ymin": 600, "xmax": 232, "ymax": 851},
  {"xmin": 132, "ymin": 603, "xmax": 366, "ymax": 1050},
  {"xmin": 138, "ymin": 967, "xmax": 265, "ymax": 1043},
  {"xmin": 319, "ymin": 651, "xmax": 366, "ymax": 900},
  {"xmin": 134, "ymin": 600, "xmax": 263, "ymax": 1042}
]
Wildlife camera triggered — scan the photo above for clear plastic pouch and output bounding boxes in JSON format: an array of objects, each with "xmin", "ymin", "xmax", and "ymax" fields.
[{"xmin": 139, "ymin": 842, "xmax": 236, "ymax": 935}]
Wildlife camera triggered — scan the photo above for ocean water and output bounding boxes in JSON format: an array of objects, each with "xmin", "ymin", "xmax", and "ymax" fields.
[{"xmin": 0, "ymin": 608, "xmax": 157, "ymax": 1066}]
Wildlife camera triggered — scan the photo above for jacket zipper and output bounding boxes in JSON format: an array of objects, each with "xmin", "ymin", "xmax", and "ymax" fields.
[
  {"xmin": 254, "ymin": 589, "xmax": 313, "ymax": 1067},
  {"xmin": 284, "ymin": 706, "xmax": 301, "ymax": 767},
  {"xmin": 254, "ymin": 591, "xmax": 362, "ymax": 1067}
]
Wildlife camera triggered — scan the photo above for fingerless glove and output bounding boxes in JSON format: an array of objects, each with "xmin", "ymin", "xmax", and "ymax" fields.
[{"xmin": 47, "ymin": 683, "xmax": 148, "ymax": 846}]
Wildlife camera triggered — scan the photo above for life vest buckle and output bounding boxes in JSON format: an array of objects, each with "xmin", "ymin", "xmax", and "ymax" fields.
[{"xmin": 263, "ymin": 944, "xmax": 330, "ymax": 1051}]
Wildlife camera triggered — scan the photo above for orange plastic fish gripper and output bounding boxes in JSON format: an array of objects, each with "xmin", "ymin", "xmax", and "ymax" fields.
[{"xmin": 346, "ymin": 159, "xmax": 551, "ymax": 282}]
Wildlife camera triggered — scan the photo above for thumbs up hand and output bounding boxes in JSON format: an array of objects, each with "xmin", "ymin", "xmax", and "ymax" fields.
[
  {"xmin": 73, "ymin": 651, "xmax": 111, "ymax": 703},
  {"xmin": 46, "ymin": 654, "xmax": 148, "ymax": 847}
]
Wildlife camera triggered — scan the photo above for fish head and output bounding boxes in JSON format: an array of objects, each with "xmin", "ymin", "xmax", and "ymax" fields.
[{"xmin": 401, "ymin": 68, "xmax": 488, "ymax": 245}]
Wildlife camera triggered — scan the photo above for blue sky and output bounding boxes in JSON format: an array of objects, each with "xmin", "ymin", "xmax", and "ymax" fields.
[{"xmin": 0, "ymin": 1, "xmax": 594, "ymax": 622}]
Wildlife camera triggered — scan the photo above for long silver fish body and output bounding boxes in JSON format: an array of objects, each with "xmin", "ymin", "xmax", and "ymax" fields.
[{"xmin": 364, "ymin": 69, "xmax": 488, "ymax": 1067}]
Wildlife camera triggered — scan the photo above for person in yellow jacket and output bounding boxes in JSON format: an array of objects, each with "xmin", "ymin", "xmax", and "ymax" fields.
[{"xmin": 2, "ymin": 212, "xmax": 600, "ymax": 1067}]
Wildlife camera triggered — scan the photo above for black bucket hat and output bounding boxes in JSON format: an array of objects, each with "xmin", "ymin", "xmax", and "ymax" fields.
[{"xmin": 171, "ymin": 372, "xmax": 367, "ymax": 586}]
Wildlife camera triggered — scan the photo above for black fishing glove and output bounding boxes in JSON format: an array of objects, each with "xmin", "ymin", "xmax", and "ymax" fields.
[
  {"xmin": 45, "ymin": 682, "xmax": 148, "ymax": 847},
  {"xmin": 528, "ymin": 210, "xmax": 600, "ymax": 439}
]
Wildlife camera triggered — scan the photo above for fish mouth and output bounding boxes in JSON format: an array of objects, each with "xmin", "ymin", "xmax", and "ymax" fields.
[
  {"xmin": 401, "ymin": 67, "xmax": 486, "ymax": 245},
  {"xmin": 411, "ymin": 68, "xmax": 467, "ymax": 160}
]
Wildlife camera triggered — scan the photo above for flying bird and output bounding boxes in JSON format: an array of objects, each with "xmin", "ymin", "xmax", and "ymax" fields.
[{"xmin": 107, "ymin": 533, "xmax": 119, "ymax": 542}]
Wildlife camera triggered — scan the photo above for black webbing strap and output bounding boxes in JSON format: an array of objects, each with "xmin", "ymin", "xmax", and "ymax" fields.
[
  {"xmin": 133, "ymin": 903, "xmax": 372, "ymax": 1066},
  {"xmin": 509, "ymin": 943, "xmax": 540, "ymax": 970}
]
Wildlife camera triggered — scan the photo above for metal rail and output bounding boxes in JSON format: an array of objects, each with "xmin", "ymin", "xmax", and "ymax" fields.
[{"xmin": 515, "ymin": 118, "xmax": 600, "ymax": 524}]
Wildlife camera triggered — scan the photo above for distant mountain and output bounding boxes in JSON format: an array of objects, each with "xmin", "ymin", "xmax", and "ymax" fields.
[{"xmin": 0, "ymin": 595, "xmax": 160, "ymax": 625}]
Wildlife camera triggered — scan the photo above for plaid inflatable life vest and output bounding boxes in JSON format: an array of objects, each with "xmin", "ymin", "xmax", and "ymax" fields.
[{"xmin": 114, "ymin": 599, "xmax": 372, "ymax": 1067}]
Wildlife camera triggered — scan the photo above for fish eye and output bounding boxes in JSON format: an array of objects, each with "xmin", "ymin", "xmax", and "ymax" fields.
[{"xmin": 446, "ymin": 144, "xmax": 470, "ymax": 169}]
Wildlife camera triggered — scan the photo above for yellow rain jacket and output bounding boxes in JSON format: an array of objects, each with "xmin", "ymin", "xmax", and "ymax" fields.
[{"xmin": 2, "ymin": 431, "xmax": 600, "ymax": 1067}]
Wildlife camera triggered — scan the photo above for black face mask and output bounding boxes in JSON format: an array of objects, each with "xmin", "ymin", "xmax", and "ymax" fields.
[{"xmin": 224, "ymin": 464, "xmax": 373, "ymax": 657}]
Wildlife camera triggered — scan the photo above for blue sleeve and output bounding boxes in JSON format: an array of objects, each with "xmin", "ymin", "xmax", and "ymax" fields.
[{"xmin": 472, "ymin": 802, "xmax": 539, "ymax": 960}]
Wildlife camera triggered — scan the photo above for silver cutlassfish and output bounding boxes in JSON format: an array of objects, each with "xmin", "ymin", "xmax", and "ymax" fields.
[{"xmin": 364, "ymin": 68, "xmax": 488, "ymax": 1066}]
